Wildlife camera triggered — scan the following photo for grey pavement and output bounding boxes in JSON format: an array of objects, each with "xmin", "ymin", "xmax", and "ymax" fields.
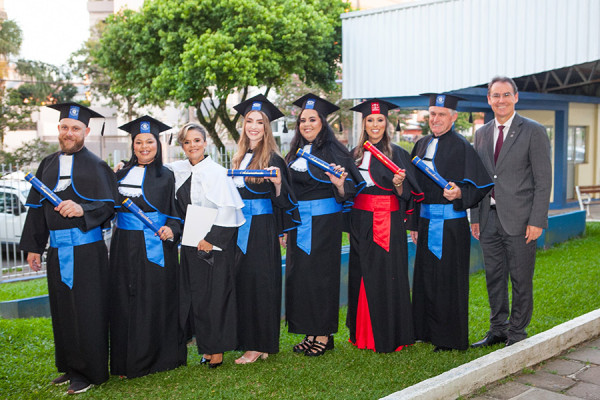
[{"xmin": 467, "ymin": 336, "xmax": 600, "ymax": 400}]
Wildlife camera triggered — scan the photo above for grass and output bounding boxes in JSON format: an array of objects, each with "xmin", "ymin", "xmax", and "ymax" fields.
[
  {"xmin": 0, "ymin": 222, "xmax": 599, "ymax": 399},
  {"xmin": 0, "ymin": 278, "xmax": 47, "ymax": 302}
]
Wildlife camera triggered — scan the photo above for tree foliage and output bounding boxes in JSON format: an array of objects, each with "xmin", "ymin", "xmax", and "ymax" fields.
[
  {"xmin": 70, "ymin": 21, "xmax": 144, "ymax": 120},
  {"xmin": 0, "ymin": 19, "xmax": 22, "ymax": 59},
  {"xmin": 0, "ymin": 138, "xmax": 59, "ymax": 166},
  {"xmin": 94, "ymin": 0, "xmax": 349, "ymax": 149}
]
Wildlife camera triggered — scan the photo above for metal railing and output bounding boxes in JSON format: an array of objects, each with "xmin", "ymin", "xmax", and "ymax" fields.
[{"xmin": 0, "ymin": 163, "xmax": 47, "ymax": 282}]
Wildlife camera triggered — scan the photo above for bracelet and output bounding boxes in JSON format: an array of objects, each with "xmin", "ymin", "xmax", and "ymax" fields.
[{"xmin": 394, "ymin": 182, "xmax": 402, "ymax": 187}]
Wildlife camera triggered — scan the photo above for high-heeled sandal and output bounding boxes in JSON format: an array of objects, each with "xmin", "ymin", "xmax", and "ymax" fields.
[
  {"xmin": 293, "ymin": 335, "xmax": 314, "ymax": 353},
  {"xmin": 235, "ymin": 352, "xmax": 268, "ymax": 364},
  {"xmin": 304, "ymin": 335, "xmax": 334, "ymax": 357}
]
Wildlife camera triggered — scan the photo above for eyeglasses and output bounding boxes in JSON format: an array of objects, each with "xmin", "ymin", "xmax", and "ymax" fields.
[{"xmin": 490, "ymin": 92, "xmax": 515, "ymax": 99}]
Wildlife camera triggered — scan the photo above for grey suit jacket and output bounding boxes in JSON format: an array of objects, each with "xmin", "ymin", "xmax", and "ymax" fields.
[{"xmin": 471, "ymin": 113, "xmax": 552, "ymax": 236}]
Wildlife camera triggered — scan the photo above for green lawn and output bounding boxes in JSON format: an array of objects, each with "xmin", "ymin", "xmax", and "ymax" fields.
[
  {"xmin": 0, "ymin": 278, "xmax": 47, "ymax": 302},
  {"xmin": 1, "ymin": 223, "xmax": 599, "ymax": 399}
]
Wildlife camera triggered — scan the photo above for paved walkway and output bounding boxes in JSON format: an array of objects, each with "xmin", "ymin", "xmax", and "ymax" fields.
[{"xmin": 467, "ymin": 336, "xmax": 600, "ymax": 400}]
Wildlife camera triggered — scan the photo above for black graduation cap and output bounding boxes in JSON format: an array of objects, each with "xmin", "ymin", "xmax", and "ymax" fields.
[
  {"xmin": 292, "ymin": 93, "xmax": 339, "ymax": 116},
  {"xmin": 233, "ymin": 94, "xmax": 284, "ymax": 121},
  {"xmin": 420, "ymin": 93, "xmax": 465, "ymax": 110},
  {"xmin": 47, "ymin": 102, "xmax": 104, "ymax": 127},
  {"xmin": 118, "ymin": 115, "xmax": 171, "ymax": 139},
  {"xmin": 349, "ymin": 98, "xmax": 399, "ymax": 118}
]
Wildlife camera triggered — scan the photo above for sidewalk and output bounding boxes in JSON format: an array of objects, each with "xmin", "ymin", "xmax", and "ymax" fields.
[
  {"xmin": 467, "ymin": 336, "xmax": 600, "ymax": 400},
  {"xmin": 382, "ymin": 305, "xmax": 600, "ymax": 400}
]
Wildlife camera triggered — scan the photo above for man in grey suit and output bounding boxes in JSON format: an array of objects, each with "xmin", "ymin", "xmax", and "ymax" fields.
[{"xmin": 470, "ymin": 76, "xmax": 552, "ymax": 347}]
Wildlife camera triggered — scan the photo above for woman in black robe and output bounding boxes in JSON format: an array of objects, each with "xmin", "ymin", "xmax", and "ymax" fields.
[
  {"xmin": 109, "ymin": 116, "xmax": 185, "ymax": 378},
  {"xmin": 284, "ymin": 93, "xmax": 365, "ymax": 356},
  {"xmin": 171, "ymin": 123, "xmax": 245, "ymax": 369},
  {"xmin": 230, "ymin": 95, "xmax": 300, "ymax": 364},
  {"xmin": 347, "ymin": 99, "xmax": 423, "ymax": 353}
]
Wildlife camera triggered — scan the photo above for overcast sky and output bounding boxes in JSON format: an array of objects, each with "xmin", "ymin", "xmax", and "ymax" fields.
[{"xmin": 5, "ymin": 0, "xmax": 89, "ymax": 67}]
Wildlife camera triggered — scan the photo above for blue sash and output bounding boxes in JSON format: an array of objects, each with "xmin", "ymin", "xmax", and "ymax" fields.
[
  {"xmin": 237, "ymin": 198, "xmax": 274, "ymax": 254},
  {"xmin": 49, "ymin": 227, "xmax": 103, "ymax": 289},
  {"xmin": 116, "ymin": 211, "xmax": 167, "ymax": 267},
  {"xmin": 297, "ymin": 198, "xmax": 343, "ymax": 255},
  {"xmin": 420, "ymin": 203, "xmax": 467, "ymax": 260}
]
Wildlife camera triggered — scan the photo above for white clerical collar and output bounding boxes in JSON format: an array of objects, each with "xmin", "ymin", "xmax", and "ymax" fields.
[
  {"xmin": 55, "ymin": 154, "xmax": 73, "ymax": 192},
  {"xmin": 290, "ymin": 144, "xmax": 311, "ymax": 172},
  {"xmin": 233, "ymin": 152, "xmax": 253, "ymax": 188},
  {"xmin": 358, "ymin": 151, "xmax": 374, "ymax": 187},
  {"xmin": 118, "ymin": 166, "xmax": 145, "ymax": 197}
]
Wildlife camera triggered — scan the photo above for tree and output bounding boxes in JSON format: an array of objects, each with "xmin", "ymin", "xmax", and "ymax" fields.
[
  {"xmin": 0, "ymin": 19, "xmax": 22, "ymax": 60},
  {"xmin": 70, "ymin": 22, "xmax": 142, "ymax": 120},
  {"xmin": 95, "ymin": 0, "xmax": 349, "ymax": 149},
  {"xmin": 13, "ymin": 60, "xmax": 77, "ymax": 105},
  {"xmin": 0, "ymin": 138, "xmax": 58, "ymax": 166},
  {"xmin": 0, "ymin": 19, "xmax": 23, "ymax": 146}
]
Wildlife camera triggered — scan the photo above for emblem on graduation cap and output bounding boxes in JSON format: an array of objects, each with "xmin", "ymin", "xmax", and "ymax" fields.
[
  {"xmin": 350, "ymin": 98, "xmax": 399, "ymax": 118},
  {"xmin": 292, "ymin": 93, "xmax": 339, "ymax": 116},
  {"xmin": 233, "ymin": 94, "xmax": 284, "ymax": 121},
  {"xmin": 47, "ymin": 102, "xmax": 104, "ymax": 127},
  {"xmin": 119, "ymin": 115, "xmax": 171, "ymax": 139},
  {"xmin": 421, "ymin": 93, "xmax": 465, "ymax": 111}
]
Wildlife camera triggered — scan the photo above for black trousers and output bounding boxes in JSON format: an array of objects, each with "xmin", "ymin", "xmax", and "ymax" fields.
[{"xmin": 480, "ymin": 209, "xmax": 536, "ymax": 341}]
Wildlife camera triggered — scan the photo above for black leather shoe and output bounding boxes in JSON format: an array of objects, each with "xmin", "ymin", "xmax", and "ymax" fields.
[
  {"xmin": 433, "ymin": 346, "xmax": 452, "ymax": 352},
  {"xmin": 471, "ymin": 332, "xmax": 507, "ymax": 348}
]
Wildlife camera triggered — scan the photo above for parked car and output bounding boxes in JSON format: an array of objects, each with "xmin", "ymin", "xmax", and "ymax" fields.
[{"xmin": 0, "ymin": 177, "xmax": 30, "ymax": 246}]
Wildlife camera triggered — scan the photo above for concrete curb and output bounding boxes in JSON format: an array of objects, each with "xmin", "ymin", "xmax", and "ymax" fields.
[{"xmin": 381, "ymin": 308, "xmax": 600, "ymax": 400}]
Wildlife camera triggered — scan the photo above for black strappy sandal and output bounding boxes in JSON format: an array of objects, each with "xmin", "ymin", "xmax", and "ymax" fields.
[
  {"xmin": 304, "ymin": 335, "xmax": 334, "ymax": 357},
  {"xmin": 293, "ymin": 335, "xmax": 314, "ymax": 353}
]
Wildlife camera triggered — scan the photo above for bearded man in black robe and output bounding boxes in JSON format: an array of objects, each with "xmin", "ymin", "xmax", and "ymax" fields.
[{"xmin": 19, "ymin": 103, "xmax": 117, "ymax": 394}]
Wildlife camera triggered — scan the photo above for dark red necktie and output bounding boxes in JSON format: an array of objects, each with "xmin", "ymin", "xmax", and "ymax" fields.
[{"xmin": 494, "ymin": 125, "xmax": 504, "ymax": 165}]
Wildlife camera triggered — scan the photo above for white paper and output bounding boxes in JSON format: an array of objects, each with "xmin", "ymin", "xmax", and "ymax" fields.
[{"xmin": 181, "ymin": 204, "xmax": 222, "ymax": 251}]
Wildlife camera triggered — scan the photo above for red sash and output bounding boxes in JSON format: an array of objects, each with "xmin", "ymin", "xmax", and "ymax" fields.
[{"xmin": 353, "ymin": 194, "xmax": 399, "ymax": 252}]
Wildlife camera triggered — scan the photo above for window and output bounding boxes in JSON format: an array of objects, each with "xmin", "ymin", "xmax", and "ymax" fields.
[{"xmin": 567, "ymin": 126, "xmax": 587, "ymax": 164}]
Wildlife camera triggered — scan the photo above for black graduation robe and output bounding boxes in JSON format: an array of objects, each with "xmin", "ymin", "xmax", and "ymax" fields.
[
  {"xmin": 109, "ymin": 162, "xmax": 185, "ymax": 378},
  {"xmin": 19, "ymin": 147, "xmax": 117, "ymax": 385},
  {"xmin": 173, "ymin": 157, "xmax": 244, "ymax": 355},
  {"xmin": 407, "ymin": 130, "xmax": 493, "ymax": 350},
  {"xmin": 347, "ymin": 142, "xmax": 422, "ymax": 353},
  {"xmin": 233, "ymin": 153, "xmax": 300, "ymax": 353},
  {"xmin": 286, "ymin": 141, "xmax": 365, "ymax": 335}
]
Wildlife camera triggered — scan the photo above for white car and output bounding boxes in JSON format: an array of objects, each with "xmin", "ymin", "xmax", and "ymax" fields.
[{"xmin": 0, "ymin": 177, "xmax": 30, "ymax": 246}]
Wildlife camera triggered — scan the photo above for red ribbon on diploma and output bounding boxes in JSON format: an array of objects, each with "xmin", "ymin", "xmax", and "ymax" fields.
[{"xmin": 363, "ymin": 141, "xmax": 405, "ymax": 175}]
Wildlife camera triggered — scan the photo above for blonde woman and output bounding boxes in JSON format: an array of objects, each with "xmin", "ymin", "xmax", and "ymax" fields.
[{"xmin": 230, "ymin": 94, "xmax": 299, "ymax": 364}]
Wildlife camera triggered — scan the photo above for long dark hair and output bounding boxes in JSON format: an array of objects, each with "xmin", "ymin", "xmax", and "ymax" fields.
[
  {"xmin": 122, "ymin": 134, "xmax": 163, "ymax": 177},
  {"xmin": 285, "ymin": 110, "xmax": 347, "ymax": 163}
]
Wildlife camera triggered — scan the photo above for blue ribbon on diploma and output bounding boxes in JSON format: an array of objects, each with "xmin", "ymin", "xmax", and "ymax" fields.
[
  {"xmin": 24, "ymin": 172, "xmax": 63, "ymax": 207},
  {"xmin": 411, "ymin": 156, "xmax": 454, "ymax": 190},
  {"xmin": 121, "ymin": 198, "xmax": 162, "ymax": 233},
  {"xmin": 296, "ymin": 148, "xmax": 343, "ymax": 179},
  {"xmin": 49, "ymin": 227, "xmax": 103, "ymax": 289},
  {"xmin": 227, "ymin": 169, "xmax": 278, "ymax": 178},
  {"xmin": 236, "ymin": 198, "xmax": 273, "ymax": 254}
]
